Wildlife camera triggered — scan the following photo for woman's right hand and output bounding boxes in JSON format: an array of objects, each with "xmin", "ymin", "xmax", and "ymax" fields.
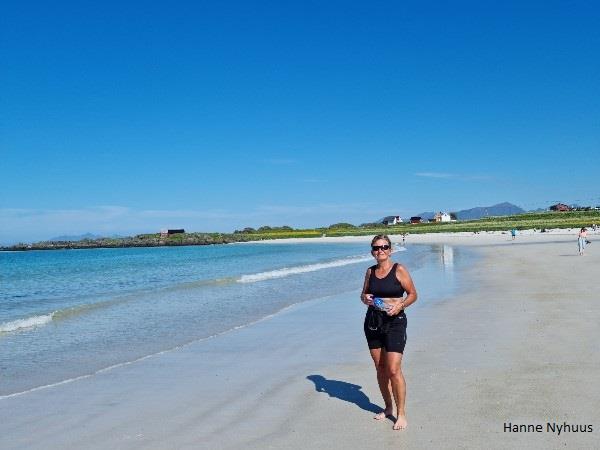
[{"xmin": 361, "ymin": 293, "xmax": 374, "ymax": 306}]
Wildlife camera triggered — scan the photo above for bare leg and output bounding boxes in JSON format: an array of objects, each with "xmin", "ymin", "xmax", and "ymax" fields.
[
  {"xmin": 385, "ymin": 351, "xmax": 407, "ymax": 430},
  {"xmin": 369, "ymin": 348, "xmax": 393, "ymax": 419}
]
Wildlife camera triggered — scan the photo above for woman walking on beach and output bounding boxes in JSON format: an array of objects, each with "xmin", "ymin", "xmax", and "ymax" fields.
[
  {"xmin": 578, "ymin": 227, "xmax": 588, "ymax": 255},
  {"xmin": 360, "ymin": 235, "xmax": 418, "ymax": 430}
]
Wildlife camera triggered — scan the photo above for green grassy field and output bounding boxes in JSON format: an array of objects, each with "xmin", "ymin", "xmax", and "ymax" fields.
[
  {"xmin": 230, "ymin": 210, "xmax": 600, "ymax": 240},
  {"xmin": 336, "ymin": 211, "xmax": 600, "ymax": 237},
  {"xmin": 5, "ymin": 211, "xmax": 599, "ymax": 250}
]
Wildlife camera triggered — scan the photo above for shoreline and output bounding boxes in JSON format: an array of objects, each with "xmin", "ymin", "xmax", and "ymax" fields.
[
  {"xmin": 2, "ymin": 224, "xmax": 597, "ymax": 252},
  {"xmin": 248, "ymin": 227, "xmax": 595, "ymax": 246},
  {"xmin": 1, "ymin": 237, "xmax": 598, "ymax": 449}
]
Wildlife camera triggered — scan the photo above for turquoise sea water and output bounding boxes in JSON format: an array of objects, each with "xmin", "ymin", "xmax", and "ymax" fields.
[{"xmin": 0, "ymin": 241, "xmax": 467, "ymax": 396}]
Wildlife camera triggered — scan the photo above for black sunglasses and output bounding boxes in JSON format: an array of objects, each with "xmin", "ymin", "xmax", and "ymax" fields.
[{"xmin": 371, "ymin": 244, "xmax": 391, "ymax": 252}]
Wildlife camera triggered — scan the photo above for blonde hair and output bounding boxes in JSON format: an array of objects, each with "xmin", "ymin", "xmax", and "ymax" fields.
[{"xmin": 371, "ymin": 234, "xmax": 392, "ymax": 247}]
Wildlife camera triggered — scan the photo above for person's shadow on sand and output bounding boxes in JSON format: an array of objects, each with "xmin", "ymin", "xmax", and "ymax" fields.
[{"xmin": 306, "ymin": 375, "xmax": 380, "ymax": 414}]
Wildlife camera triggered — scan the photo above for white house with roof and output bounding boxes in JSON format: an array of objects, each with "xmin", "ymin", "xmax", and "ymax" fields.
[
  {"xmin": 381, "ymin": 215, "xmax": 403, "ymax": 225},
  {"xmin": 434, "ymin": 212, "xmax": 452, "ymax": 222}
]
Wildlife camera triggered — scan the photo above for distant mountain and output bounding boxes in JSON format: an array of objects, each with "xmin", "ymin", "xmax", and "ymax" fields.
[
  {"xmin": 457, "ymin": 202, "xmax": 524, "ymax": 220},
  {"xmin": 415, "ymin": 211, "xmax": 436, "ymax": 221},
  {"xmin": 416, "ymin": 202, "xmax": 525, "ymax": 221}
]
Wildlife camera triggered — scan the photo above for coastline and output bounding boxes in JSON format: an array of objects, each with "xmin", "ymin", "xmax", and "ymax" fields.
[
  {"xmin": 3, "ymin": 218, "xmax": 597, "ymax": 251},
  {"xmin": 1, "ymin": 234, "xmax": 598, "ymax": 449},
  {"xmin": 251, "ymin": 227, "xmax": 594, "ymax": 245}
]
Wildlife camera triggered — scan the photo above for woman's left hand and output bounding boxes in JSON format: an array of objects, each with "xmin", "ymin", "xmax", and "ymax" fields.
[{"xmin": 386, "ymin": 300, "xmax": 404, "ymax": 316}]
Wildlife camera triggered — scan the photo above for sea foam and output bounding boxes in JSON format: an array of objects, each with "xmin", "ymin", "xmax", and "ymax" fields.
[
  {"xmin": 238, "ymin": 249, "xmax": 405, "ymax": 283},
  {"xmin": 0, "ymin": 313, "xmax": 55, "ymax": 333}
]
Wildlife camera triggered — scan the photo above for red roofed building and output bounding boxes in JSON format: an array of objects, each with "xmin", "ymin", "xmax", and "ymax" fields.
[{"xmin": 549, "ymin": 203, "xmax": 571, "ymax": 212}]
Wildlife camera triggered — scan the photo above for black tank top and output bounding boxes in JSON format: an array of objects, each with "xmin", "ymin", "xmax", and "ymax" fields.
[{"xmin": 368, "ymin": 263, "xmax": 405, "ymax": 298}]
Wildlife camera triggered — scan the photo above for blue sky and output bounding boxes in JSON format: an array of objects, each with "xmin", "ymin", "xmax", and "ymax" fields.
[{"xmin": 2, "ymin": 1, "xmax": 599, "ymax": 243}]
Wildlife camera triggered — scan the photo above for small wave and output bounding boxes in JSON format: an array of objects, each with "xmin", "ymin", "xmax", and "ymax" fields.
[
  {"xmin": 0, "ymin": 299, "xmax": 124, "ymax": 334},
  {"xmin": 0, "ymin": 313, "xmax": 55, "ymax": 333},
  {"xmin": 1, "ymin": 277, "xmax": 238, "ymax": 335},
  {"xmin": 166, "ymin": 276, "xmax": 238, "ymax": 291},
  {"xmin": 52, "ymin": 298, "xmax": 123, "ymax": 321},
  {"xmin": 0, "ymin": 288, "xmax": 356, "ymax": 400},
  {"xmin": 237, "ymin": 249, "xmax": 404, "ymax": 283}
]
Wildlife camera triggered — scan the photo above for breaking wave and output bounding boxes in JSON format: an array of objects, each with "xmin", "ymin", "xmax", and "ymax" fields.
[
  {"xmin": 238, "ymin": 249, "xmax": 405, "ymax": 283},
  {"xmin": 0, "ymin": 313, "xmax": 55, "ymax": 333}
]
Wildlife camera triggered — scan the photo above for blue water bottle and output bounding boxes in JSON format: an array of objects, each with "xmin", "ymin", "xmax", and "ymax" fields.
[{"xmin": 373, "ymin": 297, "xmax": 389, "ymax": 311}]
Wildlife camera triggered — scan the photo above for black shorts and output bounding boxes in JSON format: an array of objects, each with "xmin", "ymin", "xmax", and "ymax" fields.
[{"xmin": 364, "ymin": 308, "xmax": 407, "ymax": 353}]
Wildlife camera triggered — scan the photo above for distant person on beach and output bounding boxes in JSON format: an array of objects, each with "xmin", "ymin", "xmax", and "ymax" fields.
[
  {"xmin": 510, "ymin": 229, "xmax": 517, "ymax": 240},
  {"xmin": 578, "ymin": 227, "xmax": 588, "ymax": 255},
  {"xmin": 360, "ymin": 235, "xmax": 418, "ymax": 430}
]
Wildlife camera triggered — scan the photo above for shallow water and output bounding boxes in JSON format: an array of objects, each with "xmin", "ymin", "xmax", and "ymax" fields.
[{"xmin": 0, "ymin": 241, "xmax": 473, "ymax": 396}]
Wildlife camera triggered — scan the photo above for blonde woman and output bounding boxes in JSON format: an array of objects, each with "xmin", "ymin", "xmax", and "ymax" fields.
[{"xmin": 360, "ymin": 235, "xmax": 418, "ymax": 430}]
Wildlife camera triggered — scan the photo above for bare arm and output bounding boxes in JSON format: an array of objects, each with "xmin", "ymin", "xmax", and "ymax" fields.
[
  {"xmin": 360, "ymin": 268, "xmax": 374, "ymax": 306},
  {"xmin": 386, "ymin": 264, "xmax": 418, "ymax": 315}
]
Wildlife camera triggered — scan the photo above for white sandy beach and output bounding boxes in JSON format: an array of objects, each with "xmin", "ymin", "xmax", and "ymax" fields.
[{"xmin": 1, "ymin": 231, "xmax": 598, "ymax": 449}]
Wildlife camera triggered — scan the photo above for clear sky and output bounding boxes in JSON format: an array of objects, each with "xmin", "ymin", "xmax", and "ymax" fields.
[{"xmin": 2, "ymin": 1, "xmax": 599, "ymax": 243}]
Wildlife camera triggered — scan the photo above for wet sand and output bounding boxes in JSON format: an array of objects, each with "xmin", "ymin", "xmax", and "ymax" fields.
[{"xmin": 1, "ymin": 233, "xmax": 598, "ymax": 449}]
